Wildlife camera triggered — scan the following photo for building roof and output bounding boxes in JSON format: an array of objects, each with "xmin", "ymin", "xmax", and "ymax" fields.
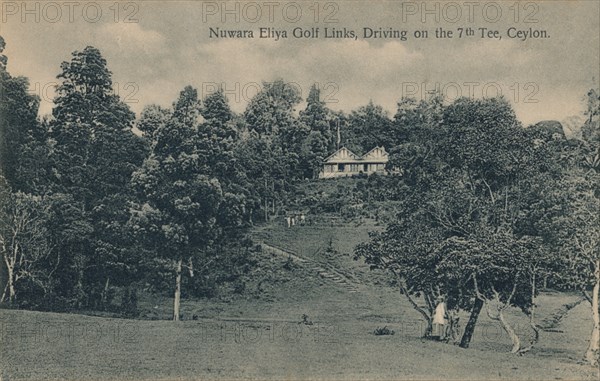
[
  {"xmin": 323, "ymin": 146, "xmax": 388, "ymax": 164},
  {"xmin": 361, "ymin": 146, "xmax": 388, "ymax": 163}
]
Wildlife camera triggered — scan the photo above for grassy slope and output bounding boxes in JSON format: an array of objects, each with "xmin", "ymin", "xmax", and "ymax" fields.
[{"xmin": 1, "ymin": 218, "xmax": 599, "ymax": 380}]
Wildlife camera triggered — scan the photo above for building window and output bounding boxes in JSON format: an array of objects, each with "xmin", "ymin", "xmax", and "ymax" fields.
[
  {"xmin": 363, "ymin": 163, "xmax": 369, "ymax": 172},
  {"xmin": 338, "ymin": 164, "xmax": 345, "ymax": 172}
]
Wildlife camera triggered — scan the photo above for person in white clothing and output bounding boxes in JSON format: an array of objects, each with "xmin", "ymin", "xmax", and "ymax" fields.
[{"xmin": 432, "ymin": 296, "xmax": 447, "ymax": 340}]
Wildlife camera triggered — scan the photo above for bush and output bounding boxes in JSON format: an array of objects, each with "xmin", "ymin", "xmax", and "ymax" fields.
[
  {"xmin": 373, "ymin": 326, "xmax": 395, "ymax": 335},
  {"xmin": 120, "ymin": 288, "xmax": 139, "ymax": 318},
  {"xmin": 300, "ymin": 314, "xmax": 314, "ymax": 325},
  {"xmin": 282, "ymin": 255, "xmax": 297, "ymax": 270},
  {"xmin": 232, "ymin": 279, "xmax": 246, "ymax": 294}
]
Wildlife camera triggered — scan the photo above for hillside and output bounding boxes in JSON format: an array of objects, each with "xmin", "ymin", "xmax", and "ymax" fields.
[{"xmin": 1, "ymin": 217, "xmax": 598, "ymax": 380}]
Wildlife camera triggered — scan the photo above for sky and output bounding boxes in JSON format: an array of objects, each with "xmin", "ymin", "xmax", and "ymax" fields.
[{"xmin": 2, "ymin": 0, "xmax": 599, "ymax": 127}]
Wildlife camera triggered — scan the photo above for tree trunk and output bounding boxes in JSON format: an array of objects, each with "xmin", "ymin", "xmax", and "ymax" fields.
[
  {"xmin": 1, "ymin": 254, "xmax": 15, "ymax": 304},
  {"xmin": 264, "ymin": 198, "xmax": 268, "ymax": 222},
  {"xmin": 395, "ymin": 277, "xmax": 432, "ymax": 337},
  {"xmin": 101, "ymin": 277, "xmax": 110, "ymax": 305},
  {"xmin": 498, "ymin": 310, "xmax": 521, "ymax": 353},
  {"xmin": 460, "ymin": 298, "xmax": 483, "ymax": 348},
  {"xmin": 7, "ymin": 266, "xmax": 15, "ymax": 304},
  {"xmin": 173, "ymin": 258, "xmax": 182, "ymax": 322},
  {"xmin": 585, "ymin": 262, "xmax": 599, "ymax": 365},
  {"xmin": 530, "ymin": 273, "xmax": 536, "ymax": 325},
  {"xmin": 519, "ymin": 274, "xmax": 539, "ymax": 354}
]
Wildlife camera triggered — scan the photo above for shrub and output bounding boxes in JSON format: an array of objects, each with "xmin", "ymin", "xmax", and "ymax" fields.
[
  {"xmin": 120, "ymin": 288, "xmax": 139, "ymax": 318},
  {"xmin": 373, "ymin": 326, "xmax": 395, "ymax": 335},
  {"xmin": 300, "ymin": 314, "xmax": 314, "ymax": 325}
]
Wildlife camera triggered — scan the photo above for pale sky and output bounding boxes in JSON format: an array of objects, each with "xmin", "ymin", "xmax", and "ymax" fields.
[{"xmin": 2, "ymin": 0, "xmax": 599, "ymax": 126}]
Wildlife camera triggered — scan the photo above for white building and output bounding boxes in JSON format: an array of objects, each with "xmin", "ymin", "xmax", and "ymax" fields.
[{"xmin": 319, "ymin": 146, "xmax": 389, "ymax": 179}]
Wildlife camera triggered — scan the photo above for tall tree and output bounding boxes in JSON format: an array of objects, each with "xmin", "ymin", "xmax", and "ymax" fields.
[
  {"xmin": 555, "ymin": 86, "xmax": 600, "ymax": 365},
  {"xmin": 244, "ymin": 79, "xmax": 301, "ymax": 138},
  {"xmin": 131, "ymin": 86, "xmax": 225, "ymax": 321},
  {"xmin": 49, "ymin": 46, "xmax": 147, "ymax": 308},
  {"xmin": 240, "ymin": 79, "xmax": 302, "ymax": 219},
  {"xmin": 298, "ymin": 85, "xmax": 333, "ymax": 178},
  {"xmin": 199, "ymin": 88, "xmax": 238, "ymax": 180},
  {"xmin": 300, "ymin": 85, "xmax": 333, "ymax": 145},
  {"xmin": 137, "ymin": 104, "xmax": 172, "ymax": 144},
  {"xmin": 347, "ymin": 101, "xmax": 392, "ymax": 153},
  {"xmin": 0, "ymin": 36, "xmax": 47, "ymax": 194}
]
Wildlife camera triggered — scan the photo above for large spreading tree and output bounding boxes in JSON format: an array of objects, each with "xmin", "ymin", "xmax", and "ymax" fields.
[{"xmin": 357, "ymin": 96, "xmax": 556, "ymax": 352}]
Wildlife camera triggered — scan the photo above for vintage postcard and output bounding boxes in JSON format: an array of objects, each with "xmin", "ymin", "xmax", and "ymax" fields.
[{"xmin": 0, "ymin": 0, "xmax": 599, "ymax": 380}]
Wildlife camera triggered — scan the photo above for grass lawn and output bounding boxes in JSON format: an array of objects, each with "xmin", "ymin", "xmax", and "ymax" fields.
[{"xmin": 1, "ymin": 219, "xmax": 598, "ymax": 380}]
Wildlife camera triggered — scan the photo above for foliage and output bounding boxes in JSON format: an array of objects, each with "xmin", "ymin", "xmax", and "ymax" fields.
[
  {"xmin": 356, "ymin": 96, "xmax": 556, "ymax": 352},
  {"xmin": 0, "ymin": 179, "xmax": 54, "ymax": 305},
  {"xmin": 0, "ymin": 38, "xmax": 47, "ymax": 194},
  {"xmin": 47, "ymin": 45, "xmax": 148, "ymax": 309}
]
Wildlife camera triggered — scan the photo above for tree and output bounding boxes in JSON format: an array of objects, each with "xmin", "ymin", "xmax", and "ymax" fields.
[
  {"xmin": 199, "ymin": 88, "xmax": 238, "ymax": 180},
  {"xmin": 436, "ymin": 97, "xmax": 550, "ymax": 352},
  {"xmin": 201, "ymin": 88, "xmax": 234, "ymax": 133},
  {"xmin": 555, "ymin": 86, "xmax": 600, "ymax": 365},
  {"xmin": 44, "ymin": 192, "xmax": 93, "ymax": 308},
  {"xmin": 298, "ymin": 85, "xmax": 334, "ymax": 178},
  {"xmin": 137, "ymin": 104, "xmax": 172, "ymax": 143},
  {"xmin": 357, "ymin": 97, "xmax": 551, "ymax": 352},
  {"xmin": 347, "ymin": 101, "xmax": 392, "ymax": 153},
  {"xmin": 240, "ymin": 79, "xmax": 303, "ymax": 219},
  {"xmin": 53, "ymin": 46, "xmax": 134, "ymax": 129},
  {"xmin": 0, "ymin": 37, "xmax": 47, "ymax": 194},
  {"xmin": 300, "ymin": 85, "xmax": 334, "ymax": 146},
  {"xmin": 555, "ymin": 176, "xmax": 599, "ymax": 364},
  {"xmin": 355, "ymin": 207, "xmax": 448, "ymax": 337},
  {"xmin": 0, "ymin": 178, "xmax": 53, "ymax": 304},
  {"xmin": 439, "ymin": 231, "xmax": 542, "ymax": 353},
  {"xmin": 234, "ymin": 131, "xmax": 293, "ymax": 222},
  {"xmin": 355, "ymin": 95, "xmax": 453, "ymax": 340},
  {"xmin": 130, "ymin": 86, "xmax": 225, "ymax": 321},
  {"xmin": 300, "ymin": 131, "xmax": 329, "ymax": 179},
  {"xmin": 244, "ymin": 79, "xmax": 301, "ymax": 138},
  {"xmin": 173, "ymin": 85, "xmax": 201, "ymax": 128},
  {"xmin": 48, "ymin": 46, "xmax": 147, "ymax": 307}
]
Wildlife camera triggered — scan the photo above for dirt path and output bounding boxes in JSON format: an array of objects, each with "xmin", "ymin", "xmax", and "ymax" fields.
[
  {"xmin": 538, "ymin": 296, "xmax": 586, "ymax": 332},
  {"xmin": 259, "ymin": 241, "xmax": 360, "ymax": 293}
]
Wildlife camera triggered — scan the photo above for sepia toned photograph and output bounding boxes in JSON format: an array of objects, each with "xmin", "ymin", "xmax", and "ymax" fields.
[{"xmin": 0, "ymin": 0, "xmax": 599, "ymax": 380}]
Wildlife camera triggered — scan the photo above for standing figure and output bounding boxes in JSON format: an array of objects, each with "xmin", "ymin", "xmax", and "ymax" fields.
[
  {"xmin": 286, "ymin": 216, "xmax": 291, "ymax": 228},
  {"xmin": 432, "ymin": 296, "xmax": 447, "ymax": 341}
]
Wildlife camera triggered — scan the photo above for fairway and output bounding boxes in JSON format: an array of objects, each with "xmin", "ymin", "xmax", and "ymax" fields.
[{"xmin": 1, "ymin": 221, "xmax": 598, "ymax": 380}]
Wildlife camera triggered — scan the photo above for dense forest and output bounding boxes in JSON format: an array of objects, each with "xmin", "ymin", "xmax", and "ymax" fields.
[{"xmin": 0, "ymin": 39, "xmax": 598, "ymax": 364}]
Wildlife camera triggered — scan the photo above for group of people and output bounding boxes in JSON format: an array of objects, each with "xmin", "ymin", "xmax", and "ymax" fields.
[{"xmin": 285, "ymin": 213, "xmax": 306, "ymax": 228}]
